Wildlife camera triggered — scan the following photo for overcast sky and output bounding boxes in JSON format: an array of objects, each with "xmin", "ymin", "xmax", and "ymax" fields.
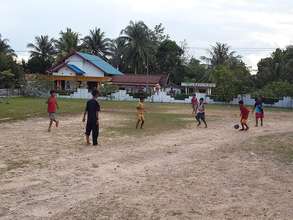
[{"xmin": 1, "ymin": 0, "xmax": 293, "ymax": 72}]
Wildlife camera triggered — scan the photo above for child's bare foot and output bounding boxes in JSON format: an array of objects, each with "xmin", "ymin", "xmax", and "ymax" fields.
[
  {"xmin": 86, "ymin": 142, "xmax": 91, "ymax": 145},
  {"xmin": 245, "ymin": 127, "xmax": 249, "ymax": 131},
  {"xmin": 239, "ymin": 128, "xmax": 245, "ymax": 131}
]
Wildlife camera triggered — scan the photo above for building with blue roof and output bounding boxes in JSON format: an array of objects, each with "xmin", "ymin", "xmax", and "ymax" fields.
[{"xmin": 48, "ymin": 51, "xmax": 123, "ymax": 91}]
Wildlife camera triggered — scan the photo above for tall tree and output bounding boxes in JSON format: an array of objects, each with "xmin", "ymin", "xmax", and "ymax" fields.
[
  {"xmin": 0, "ymin": 34, "xmax": 15, "ymax": 56},
  {"xmin": 119, "ymin": 21, "xmax": 154, "ymax": 74},
  {"xmin": 201, "ymin": 42, "xmax": 240, "ymax": 67},
  {"xmin": 254, "ymin": 47, "xmax": 293, "ymax": 88},
  {"xmin": 0, "ymin": 34, "xmax": 24, "ymax": 88},
  {"xmin": 149, "ymin": 23, "xmax": 169, "ymax": 43},
  {"xmin": 184, "ymin": 58, "xmax": 209, "ymax": 82},
  {"xmin": 156, "ymin": 39, "xmax": 184, "ymax": 82},
  {"xmin": 27, "ymin": 35, "xmax": 56, "ymax": 73},
  {"xmin": 209, "ymin": 65, "xmax": 237, "ymax": 102},
  {"xmin": 82, "ymin": 28, "xmax": 111, "ymax": 58},
  {"xmin": 55, "ymin": 28, "xmax": 80, "ymax": 58},
  {"xmin": 109, "ymin": 37, "xmax": 127, "ymax": 71}
]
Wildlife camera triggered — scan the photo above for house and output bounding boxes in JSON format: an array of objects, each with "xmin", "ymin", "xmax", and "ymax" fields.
[
  {"xmin": 47, "ymin": 51, "xmax": 123, "ymax": 91},
  {"xmin": 111, "ymin": 74, "xmax": 169, "ymax": 93},
  {"xmin": 181, "ymin": 82, "xmax": 216, "ymax": 95}
]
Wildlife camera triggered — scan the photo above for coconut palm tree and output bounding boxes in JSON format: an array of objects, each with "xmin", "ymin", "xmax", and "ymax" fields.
[
  {"xmin": 119, "ymin": 21, "xmax": 154, "ymax": 74},
  {"xmin": 27, "ymin": 35, "xmax": 56, "ymax": 73},
  {"xmin": 201, "ymin": 42, "xmax": 240, "ymax": 67},
  {"xmin": 0, "ymin": 34, "xmax": 15, "ymax": 56},
  {"xmin": 109, "ymin": 37, "xmax": 127, "ymax": 70},
  {"xmin": 82, "ymin": 28, "xmax": 111, "ymax": 58},
  {"xmin": 27, "ymin": 35, "xmax": 56, "ymax": 60},
  {"xmin": 55, "ymin": 28, "xmax": 80, "ymax": 58}
]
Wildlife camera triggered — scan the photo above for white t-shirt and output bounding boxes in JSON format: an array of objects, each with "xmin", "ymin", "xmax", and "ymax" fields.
[{"xmin": 197, "ymin": 102, "xmax": 205, "ymax": 113}]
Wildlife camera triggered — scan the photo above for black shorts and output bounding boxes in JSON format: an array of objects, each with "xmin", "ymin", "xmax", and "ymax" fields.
[
  {"xmin": 85, "ymin": 122, "xmax": 98, "ymax": 136},
  {"xmin": 196, "ymin": 112, "xmax": 205, "ymax": 120}
]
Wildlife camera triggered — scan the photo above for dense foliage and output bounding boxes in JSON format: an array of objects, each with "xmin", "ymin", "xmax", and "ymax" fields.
[
  {"xmin": 0, "ymin": 34, "xmax": 24, "ymax": 88},
  {"xmin": 1, "ymin": 20, "xmax": 293, "ymax": 99}
]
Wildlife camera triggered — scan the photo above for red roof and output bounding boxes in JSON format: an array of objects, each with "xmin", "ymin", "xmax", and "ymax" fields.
[{"xmin": 111, "ymin": 74, "xmax": 169, "ymax": 86}]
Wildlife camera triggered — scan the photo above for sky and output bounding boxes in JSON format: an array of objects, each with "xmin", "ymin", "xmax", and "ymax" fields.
[{"xmin": 1, "ymin": 0, "xmax": 293, "ymax": 73}]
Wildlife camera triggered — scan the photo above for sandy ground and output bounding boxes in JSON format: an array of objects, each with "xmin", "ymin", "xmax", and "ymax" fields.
[{"xmin": 1, "ymin": 109, "xmax": 293, "ymax": 220}]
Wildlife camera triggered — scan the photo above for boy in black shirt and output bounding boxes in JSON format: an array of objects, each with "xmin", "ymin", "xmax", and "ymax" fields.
[{"xmin": 82, "ymin": 90, "xmax": 100, "ymax": 146}]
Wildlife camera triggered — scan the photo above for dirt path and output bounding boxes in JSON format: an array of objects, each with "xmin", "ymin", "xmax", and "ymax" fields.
[{"xmin": 1, "ymin": 111, "xmax": 293, "ymax": 219}]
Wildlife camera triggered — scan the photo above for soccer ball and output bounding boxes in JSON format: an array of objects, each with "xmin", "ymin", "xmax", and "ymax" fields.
[{"xmin": 234, "ymin": 124, "xmax": 240, "ymax": 129}]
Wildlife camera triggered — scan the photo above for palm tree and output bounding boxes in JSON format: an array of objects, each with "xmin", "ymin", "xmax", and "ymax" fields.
[
  {"xmin": 201, "ymin": 42, "xmax": 240, "ymax": 67},
  {"xmin": 82, "ymin": 28, "xmax": 111, "ymax": 58},
  {"xmin": 55, "ymin": 28, "xmax": 80, "ymax": 58},
  {"xmin": 27, "ymin": 35, "xmax": 56, "ymax": 60},
  {"xmin": 119, "ymin": 21, "xmax": 154, "ymax": 74},
  {"xmin": 27, "ymin": 35, "xmax": 56, "ymax": 73},
  {"xmin": 109, "ymin": 37, "xmax": 127, "ymax": 70},
  {"xmin": 0, "ymin": 34, "xmax": 15, "ymax": 56}
]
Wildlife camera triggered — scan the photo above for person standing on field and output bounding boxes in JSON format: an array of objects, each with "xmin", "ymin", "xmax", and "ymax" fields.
[
  {"xmin": 191, "ymin": 94, "xmax": 198, "ymax": 114},
  {"xmin": 136, "ymin": 97, "xmax": 145, "ymax": 129},
  {"xmin": 239, "ymin": 100, "xmax": 250, "ymax": 131},
  {"xmin": 253, "ymin": 97, "xmax": 264, "ymax": 127},
  {"xmin": 82, "ymin": 90, "xmax": 100, "ymax": 146},
  {"xmin": 47, "ymin": 90, "xmax": 59, "ymax": 132},
  {"xmin": 195, "ymin": 98, "xmax": 207, "ymax": 128}
]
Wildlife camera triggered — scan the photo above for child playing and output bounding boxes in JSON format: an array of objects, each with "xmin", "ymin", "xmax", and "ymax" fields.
[
  {"xmin": 47, "ymin": 90, "xmax": 59, "ymax": 132},
  {"xmin": 82, "ymin": 90, "xmax": 100, "ymax": 146},
  {"xmin": 195, "ymin": 98, "xmax": 207, "ymax": 128},
  {"xmin": 253, "ymin": 97, "xmax": 264, "ymax": 127},
  {"xmin": 191, "ymin": 94, "xmax": 198, "ymax": 114},
  {"xmin": 239, "ymin": 100, "xmax": 250, "ymax": 131},
  {"xmin": 136, "ymin": 97, "xmax": 145, "ymax": 129}
]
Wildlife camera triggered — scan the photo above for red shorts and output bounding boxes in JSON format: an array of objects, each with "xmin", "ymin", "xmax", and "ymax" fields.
[{"xmin": 255, "ymin": 112, "xmax": 264, "ymax": 119}]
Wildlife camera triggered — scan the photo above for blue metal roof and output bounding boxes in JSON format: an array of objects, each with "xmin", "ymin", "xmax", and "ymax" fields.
[
  {"xmin": 77, "ymin": 52, "xmax": 123, "ymax": 76},
  {"xmin": 66, "ymin": 63, "xmax": 85, "ymax": 75}
]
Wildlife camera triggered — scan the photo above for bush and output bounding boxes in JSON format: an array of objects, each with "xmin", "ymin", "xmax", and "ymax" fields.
[
  {"xmin": 252, "ymin": 81, "xmax": 293, "ymax": 99},
  {"xmin": 128, "ymin": 91, "xmax": 150, "ymax": 99},
  {"xmin": 100, "ymin": 83, "xmax": 119, "ymax": 96},
  {"xmin": 174, "ymin": 93, "xmax": 190, "ymax": 100}
]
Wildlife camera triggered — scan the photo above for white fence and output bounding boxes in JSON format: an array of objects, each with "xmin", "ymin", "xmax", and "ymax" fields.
[
  {"xmin": 0, "ymin": 89, "xmax": 21, "ymax": 97},
  {"xmin": 58, "ymin": 89, "xmax": 293, "ymax": 108}
]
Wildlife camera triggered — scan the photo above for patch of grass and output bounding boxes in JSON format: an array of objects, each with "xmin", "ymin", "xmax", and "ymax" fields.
[
  {"xmin": 105, "ymin": 111, "xmax": 194, "ymax": 137},
  {"xmin": 0, "ymin": 97, "xmax": 86, "ymax": 122},
  {"xmin": 1, "ymin": 97, "xmax": 292, "ymax": 123},
  {"xmin": 241, "ymin": 132, "xmax": 293, "ymax": 163},
  {"xmin": 0, "ymin": 98, "xmax": 193, "ymax": 122}
]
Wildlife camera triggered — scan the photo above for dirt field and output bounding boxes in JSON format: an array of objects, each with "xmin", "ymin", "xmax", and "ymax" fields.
[{"xmin": 1, "ymin": 106, "xmax": 293, "ymax": 220}]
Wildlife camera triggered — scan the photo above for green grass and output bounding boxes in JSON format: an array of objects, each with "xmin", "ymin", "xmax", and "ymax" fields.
[
  {"xmin": 1, "ymin": 97, "xmax": 292, "ymax": 123},
  {"xmin": 0, "ymin": 97, "xmax": 86, "ymax": 121},
  {"xmin": 241, "ymin": 132, "xmax": 293, "ymax": 163},
  {"xmin": 0, "ymin": 97, "xmax": 195, "ymax": 122},
  {"xmin": 0, "ymin": 97, "xmax": 200, "ymax": 137},
  {"xmin": 105, "ymin": 112, "xmax": 194, "ymax": 137}
]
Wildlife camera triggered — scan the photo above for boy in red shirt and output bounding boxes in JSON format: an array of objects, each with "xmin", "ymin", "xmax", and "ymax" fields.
[
  {"xmin": 191, "ymin": 94, "xmax": 198, "ymax": 114},
  {"xmin": 47, "ymin": 90, "xmax": 59, "ymax": 132},
  {"xmin": 239, "ymin": 100, "xmax": 249, "ymax": 131}
]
